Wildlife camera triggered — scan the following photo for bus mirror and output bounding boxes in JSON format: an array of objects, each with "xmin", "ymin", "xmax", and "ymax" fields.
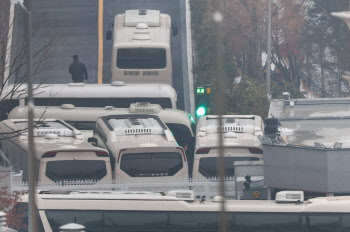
[
  {"xmin": 88, "ymin": 137, "xmax": 97, "ymax": 146},
  {"xmin": 172, "ymin": 21, "xmax": 178, "ymax": 37},
  {"xmin": 106, "ymin": 23, "xmax": 114, "ymax": 40},
  {"xmin": 106, "ymin": 30, "xmax": 112, "ymax": 40}
]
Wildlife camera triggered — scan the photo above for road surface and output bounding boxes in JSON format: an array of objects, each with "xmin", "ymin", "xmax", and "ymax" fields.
[{"xmin": 11, "ymin": 0, "xmax": 191, "ymax": 111}]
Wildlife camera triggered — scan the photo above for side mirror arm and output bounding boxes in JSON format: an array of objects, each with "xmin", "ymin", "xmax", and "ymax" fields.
[{"xmin": 106, "ymin": 23, "xmax": 114, "ymax": 40}]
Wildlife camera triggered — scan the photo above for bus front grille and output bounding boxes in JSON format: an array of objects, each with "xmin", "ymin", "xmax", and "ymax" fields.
[
  {"xmin": 143, "ymin": 71, "xmax": 159, "ymax": 76},
  {"xmin": 124, "ymin": 71, "xmax": 140, "ymax": 76}
]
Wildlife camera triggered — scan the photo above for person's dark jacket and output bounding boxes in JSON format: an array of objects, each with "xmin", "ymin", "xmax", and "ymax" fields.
[{"xmin": 69, "ymin": 60, "xmax": 88, "ymax": 82}]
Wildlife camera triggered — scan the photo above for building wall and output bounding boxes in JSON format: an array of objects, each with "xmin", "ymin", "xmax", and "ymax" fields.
[
  {"xmin": 264, "ymin": 144, "xmax": 350, "ymax": 193},
  {"xmin": 327, "ymin": 150, "xmax": 350, "ymax": 192}
]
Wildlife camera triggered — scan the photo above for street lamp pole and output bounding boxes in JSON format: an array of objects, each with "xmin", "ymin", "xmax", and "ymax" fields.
[
  {"xmin": 12, "ymin": 0, "xmax": 38, "ymax": 231},
  {"xmin": 266, "ymin": 0, "xmax": 272, "ymax": 98}
]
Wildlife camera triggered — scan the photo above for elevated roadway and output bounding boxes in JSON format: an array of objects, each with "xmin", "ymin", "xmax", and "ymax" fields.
[{"xmin": 11, "ymin": 0, "xmax": 192, "ymax": 112}]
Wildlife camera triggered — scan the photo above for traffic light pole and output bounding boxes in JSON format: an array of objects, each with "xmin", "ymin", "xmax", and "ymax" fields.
[{"xmin": 195, "ymin": 86, "xmax": 207, "ymax": 118}]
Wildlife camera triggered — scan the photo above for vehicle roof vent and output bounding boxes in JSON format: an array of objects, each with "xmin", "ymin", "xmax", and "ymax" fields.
[
  {"xmin": 109, "ymin": 117, "xmax": 164, "ymax": 136},
  {"xmin": 138, "ymin": 9, "xmax": 148, "ymax": 15},
  {"xmin": 206, "ymin": 117, "xmax": 255, "ymax": 134},
  {"xmin": 60, "ymin": 104, "xmax": 75, "ymax": 109},
  {"xmin": 128, "ymin": 118, "xmax": 142, "ymax": 126},
  {"xmin": 136, "ymin": 23, "xmax": 148, "ymax": 30},
  {"xmin": 134, "ymin": 23, "xmax": 150, "ymax": 35},
  {"xmin": 212, "ymin": 196, "xmax": 225, "ymax": 203},
  {"xmin": 111, "ymin": 81, "xmax": 125, "ymax": 86},
  {"xmin": 129, "ymin": 102, "xmax": 162, "ymax": 114},
  {"xmin": 31, "ymin": 121, "xmax": 74, "ymax": 137},
  {"xmin": 275, "ymin": 191, "xmax": 304, "ymax": 203},
  {"xmin": 125, "ymin": 10, "xmax": 160, "ymax": 27},
  {"xmin": 167, "ymin": 190, "xmax": 194, "ymax": 202},
  {"xmin": 105, "ymin": 106, "xmax": 115, "ymax": 110},
  {"xmin": 59, "ymin": 223, "xmax": 85, "ymax": 231},
  {"xmin": 224, "ymin": 132, "xmax": 237, "ymax": 138},
  {"xmin": 68, "ymin": 82, "xmax": 85, "ymax": 86},
  {"xmin": 44, "ymin": 134, "xmax": 58, "ymax": 140}
]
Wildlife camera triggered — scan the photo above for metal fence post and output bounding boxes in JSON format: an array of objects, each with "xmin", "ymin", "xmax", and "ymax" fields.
[{"xmin": 0, "ymin": 211, "xmax": 18, "ymax": 232}]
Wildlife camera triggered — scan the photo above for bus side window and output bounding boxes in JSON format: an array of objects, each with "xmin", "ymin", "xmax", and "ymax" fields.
[
  {"xmin": 92, "ymin": 131, "xmax": 115, "ymax": 171},
  {"xmin": 234, "ymin": 213, "xmax": 300, "ymax": 231},
  {"xmin": 303, "ymin": 215, "xmax": 341, "ymax": 232},
  {"xmin": 342, "ymin": 215, "xmax": 350, "ymax": 231},
  {"xmin": 16, "ymin": 203, "xmax": 45, "ymax": 232},
  {"xmin": 0, "ymin": 99, "xmax": 20, "ymax": 121},
  {"xmin": 93, "ymin": 132, "xmax": 107, "ymax": 149},
  {"xmin": 168, "ymin": 212, "xmax": 221, "ymax": 231}
]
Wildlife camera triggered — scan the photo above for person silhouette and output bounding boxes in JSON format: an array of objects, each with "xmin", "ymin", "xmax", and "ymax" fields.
[{"xmin": 69, "ymin": 55, "xmax": 88, "ymax": 83}]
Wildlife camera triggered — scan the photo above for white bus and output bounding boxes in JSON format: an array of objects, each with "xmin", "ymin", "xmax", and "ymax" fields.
[
  {"xmin": 107, "ymin": 10, "xmax": 176, "ymax": 85},
  {"xmin": 192, "ymin": 115, "xmax": 264, "ymax": 179},
  {"xmin": 90, "ymin": 114, "xmax": 189, "ymax": 181},
  {"xmin": 17, "ymin": 190, "xmax": 350, "ymax": 231},
  {"xmin": 0, "ymin": 119, "xmax": 112, "ymax": 183},
  {"xmin": 0, "ymin": 82, "xmax": 177, "ymax": 119}
]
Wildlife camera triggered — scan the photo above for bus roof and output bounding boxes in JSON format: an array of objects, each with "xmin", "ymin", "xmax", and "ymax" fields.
[
  {"xmin": 33, "ymin": 190, "xmax": 350, "ymax": 213},
  {"xmin": 97, "ymin": 114, "xmax": 178, "ymax": 150},
  {"xmin": 0, "ymin": 119, "xmax": 106, "ymax": 158},
  {"xmin": 196, "ymin": 115, "xmax": 263, "ymax": 149},
  {"xmin": 9, "ymin": 104, "xmax": 193, "ymax": 136},
  {"xmin": 114, "ymin": 10, "xmax": 171, "ymax": 46},
  {"xmin": 2, "ymin": 83, "xmax": 177, "ymax": 99}
]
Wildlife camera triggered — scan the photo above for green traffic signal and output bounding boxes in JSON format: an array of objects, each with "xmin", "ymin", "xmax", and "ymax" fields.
[
  {"xmin": 196, "ymin": 106, "xmax": 206, "ymax": 117},
  {"xmin": 196, "ymin": 87, "xmax": 205, "ymax": 94}
]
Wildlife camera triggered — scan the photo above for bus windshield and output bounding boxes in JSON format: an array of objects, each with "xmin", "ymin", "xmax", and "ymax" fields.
[
  {"xmin": 65, "ymin": 121, "xmax": 96, "ymax": 131},
  {"xmin": 165, "ymin": 123, "xmax": 193, "ymax": 147},
  {"xmin": 120, "ymin": 152, "xmax": 183, "ymax": 177},
  {"xmin": 46, "ymin": 160, "xmax": 107, "ymax": 181},
  {"xmin": 117, "ymin": 48, "xmax": 166, "ymax": 69}
]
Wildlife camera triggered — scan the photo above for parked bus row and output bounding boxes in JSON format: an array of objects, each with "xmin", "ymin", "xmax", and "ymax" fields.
[
  {"xmin": 0, "ymin": 7, "xmax": 264, "ymax": 183},
  {"xmin": 8, "ymin": 102, "xmax": 195, "ymax": 152},
  {"xmin": 1, "ymin": 102, "xmax": 264, "ymax": 182},
  {"xmin": 0, "ymin": 114, "xmax": 188, "ymax": 183}
]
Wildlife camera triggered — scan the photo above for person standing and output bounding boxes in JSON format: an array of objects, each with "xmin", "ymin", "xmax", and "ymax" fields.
[{"xmin": 69, "ymin": 55, "xmax": 88, "ymax": 83}]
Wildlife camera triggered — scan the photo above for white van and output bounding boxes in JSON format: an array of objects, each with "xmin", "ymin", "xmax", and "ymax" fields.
[
  {"xmin": 192, "ymin": 115, "xmax": 264, "ymax": 179},
  {"xmin": 0, "ymin": 119, "xmax": 112, "ymax": 183},
  {"xmin": 90, "ymin": 114, "xmax": 189, "ymax": 181}
]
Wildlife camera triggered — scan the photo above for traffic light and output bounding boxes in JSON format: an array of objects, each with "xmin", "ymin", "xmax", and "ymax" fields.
[
  {"xmin": 195, "ymin": 86, "xmax": 210, "ymax": 118},
  {"xmin": 196, "ymin": 106, "xmax": 206, "ymax": 117}
]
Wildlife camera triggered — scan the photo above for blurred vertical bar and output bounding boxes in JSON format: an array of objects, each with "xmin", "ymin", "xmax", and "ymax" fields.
[
  {"xmin": 266, "ymin": 0, "xmax": 272, "ymax": 97},
  {"xmin": 23, "ymin": 0, "xmax": 38, "ymax": 231},
  {"xmin": 213, "ymin": 0, "xmax": 227, "ymax": 231}
]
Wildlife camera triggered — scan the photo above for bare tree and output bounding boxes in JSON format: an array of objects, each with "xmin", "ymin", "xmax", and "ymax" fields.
[
  {"xmin": 0, "ymin": 4, "xmax": 66, "ymax": 120},
  {"xmin": 270, "ymin": 0, "xmax": 306, "ymax": 87},
  {"xmin": 225, "ymin": 0, "xmax": 268, "ymax": 82},
  {"xmin": 225, "ymin": 0, "xmax": 307, "ymax": 87}
]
